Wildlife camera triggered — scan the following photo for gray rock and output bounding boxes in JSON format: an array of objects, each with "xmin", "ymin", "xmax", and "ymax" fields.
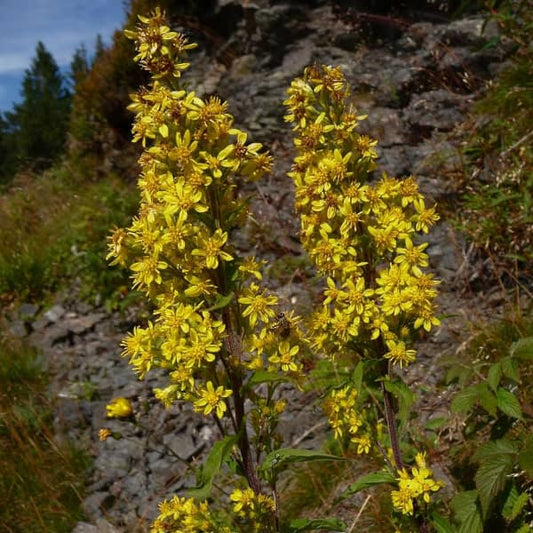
[
  {"xmin": 71, "ymin": 519, "xmax": 120, "ymax": 533},
  {"xmin": 18, "ymin": 302, "xmax": 39, "ymax": 319},
  {"xmin": 8, "ymin": 319, "xmax": 28, "ymax": 338},
  {"xmin": 43, "ymin": 303, "xmax": 66, "ymax": 323}
]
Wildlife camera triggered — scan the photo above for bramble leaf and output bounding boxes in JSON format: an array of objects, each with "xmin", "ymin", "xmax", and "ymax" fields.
[
  {"xmin": 517, "ymin": 435, "xmax": 533, "ymax": 478},
  {"xmin": 473, "ymin": 439, "xmax": 517, "ymax": 515},
  {"xmin": 501, "ymin": 356, "xmax": 520, "ymax": 382},
  {"xmin": 451, "ymin": 491, "xmax": 483, "ymax": 533},
  {"xmin": 487, "ymin": 362, "xmax": 502, "ymax": 391},
  {"xmin": 502, "ymin": 484, "xmax": 528, "ymax": 522},
  {"xmin": 451, "ymin": 383, "xmax": 494, "ymax": 415},
  {"xmin": 430, "ymin": 512, "xmax": 455, "ymax": 533},
  {"xmin": 510, "ymin": 336, "xmax": 533, "ymax": 360},
  {"xmin": 496, "ymin": 388, "xmax": 523, "ymax": 420}
]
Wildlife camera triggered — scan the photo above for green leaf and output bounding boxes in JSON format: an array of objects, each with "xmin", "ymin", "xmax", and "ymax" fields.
[
  {"xmin": 206, "ymin": 291, "xmax": 234, "ymax": 312},
  {"xmin": 342, "ymin": 471, "xmax": 397, "ymax": 496},
  {"xmin": 187, "ymin": 434, "xmax": 238, "ymax": 499},
  {"xmin": 501, "ymin": 356, "xmax": 520, "ymax": 382},
  {"xmin": 287, "ymin": 518, "xmax": 346, "ymax": 532},
  {"xmin": 247, "ymin": 370, "xmax": 287, "ymax": 386},
  {"xmin": 451, "ymin": 491, "xmax": 483, "ymax": 533},
  {"xmin": 451, "ymin": 383, "xmax": 493, "ymax": 415},
  {"xmin": 351, "ymin": 361, "xmax": 365, "ymax": 398},
  {"xmin": 384, "ymin": 379, "xmax": 416, "ymax": 429},
  {"xmin": 517, "ymin": 435, "xmax": 533, "ymax": 478},
  {"xmin": 496, "ymin": 388, "xmax": 523, "ymax": 420},
  {"xmin": 478, "ymin": 383, "xmax": 498, "ymax": 416},
  {"xmin": 502, "ymin": 484, "xmax": 528, "ymax": 522},
  {"xmin": 487, "ymin": 363, "xmax": 502, "ymax": 391},
  {"xmin": 425, "ymin": 417, "xmax": 448, "ymax": 431},
  {"xmin": 261, "ymin": 448, "xmax": 345, "ymax": 472},
  {"xmin": 430, "ymin": 512, "xmax": 455, "ymax": 533},
  {"xmin": 474, "ymin": 440, "xmax": 517, "ymax": 515},
  {"xmin": 510, "ymin": 336, "xmax": 533, "ymax": 360}
]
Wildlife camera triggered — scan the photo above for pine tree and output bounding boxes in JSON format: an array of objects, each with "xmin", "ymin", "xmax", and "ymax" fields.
[
  {"xmin": 13, "ymin": 41, "xmax": 71, "ymax": 170},
  {"xmin": 69, "ymin": 44, "xmax": 90, "ymax": 90}
]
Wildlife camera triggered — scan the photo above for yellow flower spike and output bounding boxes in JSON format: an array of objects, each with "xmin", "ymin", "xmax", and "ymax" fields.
[{"xmin": 106, "ymin": 397, "xmax": 133, "ymax": 418}]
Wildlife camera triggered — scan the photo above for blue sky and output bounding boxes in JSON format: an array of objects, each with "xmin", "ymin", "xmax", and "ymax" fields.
[{"xmin": 0, "ymin": 0, "xmax": 127, "ymax": 113}]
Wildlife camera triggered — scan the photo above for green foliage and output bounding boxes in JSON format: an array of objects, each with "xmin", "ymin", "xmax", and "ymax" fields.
[
  {"xmin": 453, "ymin": 1, "xmax": 533, "ymax": 281},
  {"xmin": 0, "ymin": 332, "xmax": 89, "ymax": 532},
  {"xmin": 445, "ymin": 310, "xmax": 533, "ymax": 532},
  {"xmin": 0, "ymin": 164, "xmax": 138, "ymax": 305}
]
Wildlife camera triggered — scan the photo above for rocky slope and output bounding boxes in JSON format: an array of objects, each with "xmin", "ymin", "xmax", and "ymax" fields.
[{"xmin": 7, "ymin": 2, "xmax": 518, "ymax": 531}]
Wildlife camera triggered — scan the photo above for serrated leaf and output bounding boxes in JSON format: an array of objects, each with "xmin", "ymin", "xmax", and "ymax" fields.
[
  {"xmin": 517, "ymin": 435, "xmax": 533, "ymax": 478},
  {"xmin": 501, "ymin": 356, "xmax": 520, "ymax": 382},
  {"xmin": 342, "ymin": 471, "xmax": 397, "ymax": 497},
  {"xmin": 496, "ymin": 388, "xmax": 523, "ymax": 420},
  {"xmin": 487, "ymin": 363, "xmax": 502, "ymax": 391},
  {"xmin": 474, "ymin": 440, "xmax": 517, "ymax": 515},
  {"xmin": 430, "ymin": 512, "xmax": 455, "ymax": 533},
  {"xmin": 451, "ymin": 383, "xmax": 488, "ymax": 415},
  {"xmin": 261, "ymin": 448, "xmax": 345, "ymax": 472},
  {"xmin": 478, "ymin": 383, "xmax": 498, "ymax": 416},
  {"xmin": 287, "ymin": 518, "xmax": 346, "ymax": 532},
  {"xmin": 187, "ymin": 434, "xmax": 238, "ymax": 499},
  {"xmin": 384, "ymin": 379, "xmax": 416, "ymax": 429},
  {"xmin": 502, "ymin": 484, "xmax": 528, "ymax": 522},
  {"xmin": 510, "ymin": 336, "xmax": 533, "ymax": 360},
  {"xmin": 451, "ymin": 491, "xmax": 483, "ymax": 533}
]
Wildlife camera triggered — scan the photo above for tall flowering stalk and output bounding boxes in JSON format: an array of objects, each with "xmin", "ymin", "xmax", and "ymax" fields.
[
  {"xmin": 108, "ymin": 7, "xmax": 445, "ymax": 531},
  {"xmin": 108, "ymin": 8, "xmax": 317, "ymax": 532},
  {"xmin": 284, "ymin": 65, "xmax": 444, "ymax": 526}
]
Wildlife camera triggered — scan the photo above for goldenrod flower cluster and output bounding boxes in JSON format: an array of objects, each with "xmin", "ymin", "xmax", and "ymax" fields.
[
  {"xmin": 284, "ymin": 65, "xmax": 440, "ymax": 367},
  {"xmin": 323, "ymin": 385, "xmax": 375, "ymax": 454},
  {"xmin": 391, "ymin": 453, "xmax": 444, "ymax": 515},
  {"xmin": 230, "ymin": 487, "xmax": 275, "ymax": 531},
  {"xmin": 109, "ymin": 9, "xmax": 291, "ymax": 416},
  {"xmin": 152, "ymin": 496, "xmax": 232, "ymax": 533},
  {"xmin": 105, "ymin": 397, "xmax": 133, "ymax": 418}
]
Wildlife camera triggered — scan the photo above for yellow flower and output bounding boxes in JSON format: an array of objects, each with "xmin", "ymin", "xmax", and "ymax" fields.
[
  {"xmin": 193, "ymin": 381, "xmax": 232, "ymax": 418},
  {"xmin": 384, "ymin": 339, "xmax": 416, "ymax": 368},
  {"xmin": 238, "ymin": 283, "xmax": 278, "ymax": 328},
  {"xmin": 106, "ymin": 397, "xmax": 133, "ymax": 418},
  {"xmin": 191, "ymin": 229, "xmax": 233, "ymax": 269},
  {"xmin": 268, "ymin": 341, "xmax": 300, "ymax": 372},
  {"xmin": 98, "ymin": 428, "xmax": 112, "ymax": 441}
]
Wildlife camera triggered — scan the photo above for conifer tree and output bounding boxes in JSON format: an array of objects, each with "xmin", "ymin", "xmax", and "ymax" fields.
[
  {"xmin": 69, "ymin": 44, "xmax": 90, "ymax": 90},
  {"xmin": 13, "ymin": 41, "xmax": 71, "ymax": 170}
]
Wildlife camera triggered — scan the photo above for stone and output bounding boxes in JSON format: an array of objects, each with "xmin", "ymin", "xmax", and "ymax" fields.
[
  {"xmin": 43, "ymin": 304, "xmax": 66, "ymax": 323},
  {"xmin": 18, "ymin": 302, "xmax": 39, "ymax": 319},
  {"xmin": 8, "ymin": 320, "xmax": 27, "ymax": 338}
]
